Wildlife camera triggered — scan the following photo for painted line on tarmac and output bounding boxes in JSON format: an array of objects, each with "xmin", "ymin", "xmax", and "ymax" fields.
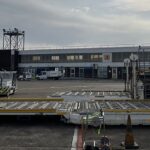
[
  {"xmin": 71, "ymin": 127, "xmax": 78, "ymax": 150},
  {"xmin": 77, "ymin": 127, "xmax": 83, "ymax": 150}
]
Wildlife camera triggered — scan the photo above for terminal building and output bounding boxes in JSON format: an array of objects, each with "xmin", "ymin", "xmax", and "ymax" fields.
[{"xmin": 0, "ymin": 46, "xmax": 150, "ymax": 79}]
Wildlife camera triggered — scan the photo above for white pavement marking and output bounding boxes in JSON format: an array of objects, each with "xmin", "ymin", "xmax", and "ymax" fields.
[
  {"xmin": 0, "ymin": 103, "xmax": 7, "ymax": 108},
  {"xmin": 74, "ymin": 103, "xmax": 78, "ymax": 110},
  {"xmin": 59, "ymin": 92, "xmax": 65, "ymax": 96},
  {"xmin": 110, "ymin": 92, "xmax": 112, "ymax": 96},
  {"xmin": 127, "ymin": 102, "xmax": 138, "ymax": 109},
  {"xmin": 81, "ymin": 92, "xmax": 86, "ymax": 96},
  {"xmin": 28, "ymin": 103, "xmax": 39, "ymax": 109},
  {"xmin": 5, "ymin": 102, "xmax": 18, "ymax": 109},
  {"xmin": 117, "ymin": 102, "xmax": 126, "ymax": 109},
  {"xmin": 16, "ymin": 102, "xmax": 28, "ymax": 109},
  {"xmin": 106, "ymin": 102, "xmax": 113, "ymax": 109},
  {"xmin": 66, "ymin": 92, "xmax": 72, "ymax": 96},
  {"xmin": 103, "ymin": 92, "xmax": 105, "ymax": 96},
  {"xmin": 78, "ymin": 102, "xmax": 80, "ymax": 109},
  {"xmin": 53, "ymin": 103, "xmax": 58, "ymax": 109},
  {"xmin": 39, "ymin": 102, "xmax": 50, "ymax": 109},
  {"xmin": 85, "ymin": 102, "xmax": 88, "ymax": 109},
  {"xmin": 74, "ymin": 92, "xmax": 79, "ymax": 96},
  {"xmin": 96, "ymin": 102, "xmax": 101, "ymax": 109},
  {"xmin": 71, "ymin": 127, "xmax": 78, "ymax": 150}
]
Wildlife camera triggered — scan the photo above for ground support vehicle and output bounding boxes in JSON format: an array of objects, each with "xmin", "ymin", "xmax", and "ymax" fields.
[
  {"xmin": 0, "ymin": 71, "xmax": 17, "ymax": 96},
  {"xmin": 18, "ymin": 72, "xmax": 32, "ymax": 81},
  {"xmin": 36, "ymin": 68, "xmax": 64, "ymax": 80}
]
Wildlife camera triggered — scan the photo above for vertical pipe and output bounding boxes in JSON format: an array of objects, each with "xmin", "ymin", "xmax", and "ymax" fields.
[
  {"xmin": 3, "ymin": 33, "xmax": 4, "ymax": 49},
  {"xmin": 16, "ymin": 35, "xmax": 18, "ymax": 50},
  {"xmin": 130, "ymin": 61, "xmax": 133, "ymax": 98},
  {"xmin": 138, "ymin": 46, "xmax": 141, "ymax": 79},
  {"xmin": 103, "ymin": 115, "xmax": 105, "ymax": 137},
  {"xmin": 23, "ymin": 31, "xmax": 25, "ymax": 50},
  {"xmin": 127, "ymin": 66, "xmax": 129, "ymax": 91},
  {"xmin": 124, "ymin": 64, "xmax": 127, "ymax": 92},
  {"xmin": 133, "ymin": 61, "xmax": 137, "ymax": 99},
  {"xmin": 143, "ymin": 48, "xmax": 145, "ymax": 81},
  {"xmin": 10, "ymin": 35, "xmax": 11, "ymax": 50},
  {"xmin": 143, "ymin": 48, "xmax": 146, "ymax": 99}
]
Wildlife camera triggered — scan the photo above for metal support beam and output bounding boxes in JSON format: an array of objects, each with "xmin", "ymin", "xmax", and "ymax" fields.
[{"xmin": 3, "ymin": 28, "xmax": 25, "ymax": 51}]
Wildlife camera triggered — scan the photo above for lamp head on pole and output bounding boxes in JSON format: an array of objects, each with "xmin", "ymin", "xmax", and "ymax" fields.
[
  {"xmin": 130, "ymin": 53, "xmax": 138, "ymax": 61},
  {"xmin": 124, "ymin": 58, "xmax": 130, "ymax": 67}
]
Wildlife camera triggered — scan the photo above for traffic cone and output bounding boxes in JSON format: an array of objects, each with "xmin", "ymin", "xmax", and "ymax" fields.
[{"xmin": 121, "ymin": 114, "xmax": 139, "ymax": 149}]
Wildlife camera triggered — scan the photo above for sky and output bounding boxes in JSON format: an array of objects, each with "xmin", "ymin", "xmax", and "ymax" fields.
[{"xmin": 0, "ymin": 0, "xmax": 150, "ymax": 49}]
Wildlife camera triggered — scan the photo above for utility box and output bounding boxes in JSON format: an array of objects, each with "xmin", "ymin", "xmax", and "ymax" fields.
[{"xmin": 137, "ymin": 80, "xmax": 144, "ymax": 99}]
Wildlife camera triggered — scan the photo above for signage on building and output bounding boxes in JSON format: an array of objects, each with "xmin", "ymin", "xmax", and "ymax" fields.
[{"xmin": 102, "ymin": 53, "xmax": 112, "ymax": 63}]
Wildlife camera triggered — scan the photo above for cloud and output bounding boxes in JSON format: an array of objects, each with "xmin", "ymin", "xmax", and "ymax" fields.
[
  {"xmin": 71, "ymin": 6, "xmax": 90, "ymax": 13},
  {"xmin": 0, "ymin": 0, "xmax": 150, "ymax": 49},
  {"xmin": 114, "ymin": 0, "xmax": 150, "ymax": 12}
]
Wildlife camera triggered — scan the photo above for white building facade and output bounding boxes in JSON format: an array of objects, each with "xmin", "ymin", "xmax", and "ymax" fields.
[{"xmin": 18, "ymin": 46, "xmax": 150, "ymax": 79}]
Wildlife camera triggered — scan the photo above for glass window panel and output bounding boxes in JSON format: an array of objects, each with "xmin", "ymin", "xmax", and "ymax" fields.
[{"xmin": 51, "ymin": 56, "xmax": 59, "ymax": 61}]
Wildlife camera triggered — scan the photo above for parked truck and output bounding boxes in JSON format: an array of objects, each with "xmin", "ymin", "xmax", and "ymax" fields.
[{"xmin": 36, "ymin": 68, "xmax": 64, "ymax": 80}]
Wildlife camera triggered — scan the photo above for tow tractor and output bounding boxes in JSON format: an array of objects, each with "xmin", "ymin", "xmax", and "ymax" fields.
[{"xmin": 0, "ymin": 71, "xmax": 17, "ymax": 96}]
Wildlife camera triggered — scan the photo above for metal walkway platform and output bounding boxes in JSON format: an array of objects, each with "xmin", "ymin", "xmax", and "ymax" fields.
[
  {"xmin": 0, "ymin": 99, "xmax": 150, "ymax": 114},
  {"xmin": 0, "ymin": 98, "xmax": 150, "ymax": 125}
]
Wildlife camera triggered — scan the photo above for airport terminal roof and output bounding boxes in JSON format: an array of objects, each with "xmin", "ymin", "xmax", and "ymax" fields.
[{"xmin": 19, "ymin": 46, "xmax": 150, "ymax": 55}]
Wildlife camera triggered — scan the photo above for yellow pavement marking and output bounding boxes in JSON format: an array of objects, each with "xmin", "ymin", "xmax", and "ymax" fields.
[{"xmin": 0, "ymin": 98, "xmax": 64, "ymax": 101}]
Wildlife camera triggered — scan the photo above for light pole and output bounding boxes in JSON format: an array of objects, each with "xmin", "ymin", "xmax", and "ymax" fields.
[
  {"xmin": 124, "ymin": 58, "xmax": 130, "ymax": 92},
  {"xmin": 130, "ymin": 54, "xmax": 138, "ymax": 99}
]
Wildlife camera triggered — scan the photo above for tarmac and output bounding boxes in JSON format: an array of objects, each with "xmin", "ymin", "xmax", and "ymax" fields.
[
  {"xmin": 12, "ymin": 79, "xmax": 125, "ymax": 98},
  {"xmin": 0, "ymin": 79, "xmax": 149, "ymax": 150}
]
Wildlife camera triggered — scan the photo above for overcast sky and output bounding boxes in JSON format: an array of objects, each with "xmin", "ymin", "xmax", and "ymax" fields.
[{"xmin": 0, "ymin": 0, "xmax": 150, "ymax": 49}]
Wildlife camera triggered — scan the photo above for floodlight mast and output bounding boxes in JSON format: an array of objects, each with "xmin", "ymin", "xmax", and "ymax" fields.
[{"xmin": 3, "ymin": 28, "xmax": 25, "ymax": 50}]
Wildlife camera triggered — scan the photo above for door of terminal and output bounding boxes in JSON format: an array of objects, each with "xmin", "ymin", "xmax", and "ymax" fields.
[
  {"xmin": 79, "ymin": 68, "xmax": 84, "ymax": 78},
  {"xmin": 112, "ymin": 67, "xmax": 118, "ymax": 79},
  {"xmin": 70, "ymin": 68, "xmax": 75, "ymax": 78}
]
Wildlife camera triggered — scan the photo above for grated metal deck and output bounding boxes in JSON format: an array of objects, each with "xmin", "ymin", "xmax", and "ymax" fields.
[
  {"xmin": 0, "ymin": 99, "xmax": 150, "ymax": 115},
  {"xmin": 0, "ymin": 98, "xmax": 149, "ymax": 125}
]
